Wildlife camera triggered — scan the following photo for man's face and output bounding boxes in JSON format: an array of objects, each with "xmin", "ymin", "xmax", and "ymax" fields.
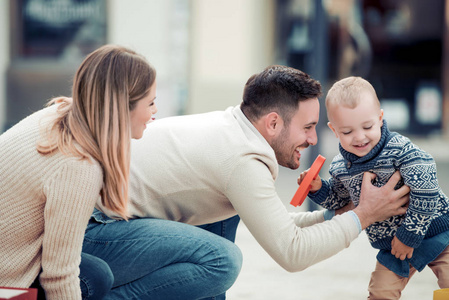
[{"xmin": 271, "ymin": 98, "xmax": 320, "ymax": 169}]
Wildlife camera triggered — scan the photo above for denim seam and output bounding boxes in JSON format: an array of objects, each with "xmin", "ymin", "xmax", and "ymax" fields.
[
  {"xmin": 84, "ymin": 234, "xmax": 225, "ymax": 246},
  {"xmin": 79, "ymin": 275, "xmax": 94, "ymax": 300}
]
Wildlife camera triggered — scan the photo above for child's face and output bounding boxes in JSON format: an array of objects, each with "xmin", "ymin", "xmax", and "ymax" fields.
[{"xmin": 327, "ymin": 92, "xmax": 383, "ymax": 157}]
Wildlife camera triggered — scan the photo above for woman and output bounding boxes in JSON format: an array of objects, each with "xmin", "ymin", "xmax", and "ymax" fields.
[{"xmin": 0, "ymin": 44, "xmax": 157, "ymax": 299}]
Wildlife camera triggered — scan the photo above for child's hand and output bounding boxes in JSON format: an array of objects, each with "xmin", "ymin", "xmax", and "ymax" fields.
[
  {"xmin": 391, "ymin": 236, "xmax": 414, "ymax": 260},
  {"xmin": 297, "ymin": 169, "xmax": 322, "ymax": 193}
]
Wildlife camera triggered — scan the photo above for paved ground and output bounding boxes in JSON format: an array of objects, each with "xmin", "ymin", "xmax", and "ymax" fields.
[{"xmin": 227, "ymin": 133, "xmax": 449, "ymax": 299}]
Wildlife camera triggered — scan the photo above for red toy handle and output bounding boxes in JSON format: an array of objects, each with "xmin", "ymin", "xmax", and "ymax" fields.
[{"xmin": 290, "ymin": 155, "xmax": 326, "ymax": 207}]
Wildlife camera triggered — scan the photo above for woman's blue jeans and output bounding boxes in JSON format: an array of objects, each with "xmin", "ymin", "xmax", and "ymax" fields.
[
  {"xmin": 82, "ymin": 211, "xmax": 242, "ymax": 300},
  {"xmin": 31, "ymin": 252, "xmax": 114, "ymax": 300}
]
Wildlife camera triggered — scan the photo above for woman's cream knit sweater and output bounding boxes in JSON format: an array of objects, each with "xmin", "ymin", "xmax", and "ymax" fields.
[{"xmin": 0, "ymin": 105, "xmax": 103, "ymax": 300}]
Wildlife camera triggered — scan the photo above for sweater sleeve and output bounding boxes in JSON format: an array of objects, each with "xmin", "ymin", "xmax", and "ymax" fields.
[
  {"xmin": 396, "ymin": 145, "xmax": 441, "ymax": 248},
  {"xmin": 308, "ymin": 176, "xmax": 352, "ymax": 210},
  {"xmin": 225, "ymin": 157, "xmax": 360, "ymax": 272},
  {"xmin": 40, "ymin": 159, "xmax": 103, "ymax": 300},
  {"xmin": 288, "ymin": 210, "xmax": 326, "ymax": 228}
]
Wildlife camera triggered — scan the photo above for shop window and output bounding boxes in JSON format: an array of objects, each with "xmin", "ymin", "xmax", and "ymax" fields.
[
  {"xmin": 5, "ymin": 0, "xmax": 106, "ymax": 131},
  {"xmin": 11, "ymin": 0, "xmax": 107, "ymax": 60}
]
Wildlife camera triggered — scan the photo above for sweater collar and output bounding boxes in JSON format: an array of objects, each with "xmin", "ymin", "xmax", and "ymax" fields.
[
  {"xmin": 232, "ymin": 105, "xmax": 279, "ymax": 178},
  {"xmin": 232, "ymin": 105, "xmax": 269, "ymax": 145},
  {"xmin": 339, "ymin": 120, "xmax": 390, "ymax": 164}
]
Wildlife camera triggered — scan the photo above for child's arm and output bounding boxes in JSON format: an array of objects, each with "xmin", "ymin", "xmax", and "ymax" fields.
[
  {"xmin": 391, "ymin": 136, "xmax": 442, "ymax": 249},
  {"xmin": 303, "ymin": 175, "xmax": 352, "ymax": 210},
  {"xmin": 298, "ymin": 171, "xmax": 355, "ymax": 216},
  {"xmin": 391, "ymin": 236, "xmax": 414, "ymax": 260},
  {"xmin": 296, "ymin": 155, "xmax": 352, "ymax": 210}
]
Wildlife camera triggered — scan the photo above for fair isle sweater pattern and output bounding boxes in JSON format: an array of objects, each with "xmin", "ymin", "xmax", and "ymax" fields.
[{"xmin": 309, "ymin": 122, "xmax": 449, "ymax": 250}]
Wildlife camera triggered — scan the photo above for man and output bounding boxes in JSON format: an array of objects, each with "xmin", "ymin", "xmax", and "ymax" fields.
[{"xmin": 126, "ymin": 65, "xmax": 409, "ymax": 272}]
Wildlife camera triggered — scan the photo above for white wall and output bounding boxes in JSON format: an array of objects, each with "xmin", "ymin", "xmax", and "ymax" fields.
[
  {"xmin": 107, "ymin": 0, "xmax": 190, "ymax": 117},
  {"xmin": 0, "ymin": 1, "xmax": 8, "ymax": 131},
  {"xmin": 108, "ymin": 0, "xmax": 275, "ymax": 116},
  {"xmin": 188, "ymin": 0, "xmax": 275, "ymax": 114}
]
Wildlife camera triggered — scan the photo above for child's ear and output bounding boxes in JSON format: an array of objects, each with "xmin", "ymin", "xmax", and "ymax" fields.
[
  {"xmin": 327, "ymin": 122, "xmax": 338, "ymax": 138},
  {"xmin": 380, "ymin": 109, "xmax": 384, "ymax": 125}
]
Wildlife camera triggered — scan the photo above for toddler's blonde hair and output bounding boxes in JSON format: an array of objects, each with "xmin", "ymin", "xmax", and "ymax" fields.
[{"xmin": 326, "ymin": 76, "xmax": 380, "ymax": 112}]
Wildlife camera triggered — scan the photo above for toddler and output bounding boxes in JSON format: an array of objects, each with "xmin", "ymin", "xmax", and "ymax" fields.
[{"xmin": 300, "ymin": 76, "xmax": 449, "ymax": 299}]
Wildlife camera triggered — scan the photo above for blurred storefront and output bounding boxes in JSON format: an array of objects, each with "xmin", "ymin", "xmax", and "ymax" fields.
[
  {"xmin": 6, "ymin": 0, "xmax": 107, "ymax": 130},
  {"xmin": 1, "ymin": 0, "xmax": 449, "ymax": 138},
  {"xmin": 276, "ymin": 0, "xmax": 449, "ymax": 137},
  {"xmin": 1, "ymin": 0, "xmax": 193, "ymax": 132}
]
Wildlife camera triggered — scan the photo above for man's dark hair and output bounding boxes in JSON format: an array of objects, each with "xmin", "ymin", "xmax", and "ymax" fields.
[{"xmin": 241, "ymin": 65, "xmax": 321, "ymax": 125}]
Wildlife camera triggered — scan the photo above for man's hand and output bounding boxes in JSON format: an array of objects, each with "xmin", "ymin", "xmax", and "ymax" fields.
[
  {"xmin": 353, "ymin": 171, "xmax": 409, "ymax": 229},
  {"xmin": 391, "ymin": 236, "xmax": 414, "ymax": 260}
]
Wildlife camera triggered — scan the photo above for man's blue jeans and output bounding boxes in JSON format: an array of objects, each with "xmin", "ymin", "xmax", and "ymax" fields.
[
  {"xmin": 197, "ymin": 215, "xmax": 240, "ymax": 243},
  {"xmin": 82, "ymin": 210, "xmax": 242, "ymax": 300}
]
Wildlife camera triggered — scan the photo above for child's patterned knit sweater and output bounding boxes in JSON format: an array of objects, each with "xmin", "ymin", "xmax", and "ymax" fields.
[{"xmin": 309, "ymin": 122, "xmax": 449, "ymax": 253}]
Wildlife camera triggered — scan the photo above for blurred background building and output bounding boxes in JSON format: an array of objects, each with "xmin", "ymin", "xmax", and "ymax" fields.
[{"xmin": 1, "ymin": 0, "xmax": 449, "ymax": 139}]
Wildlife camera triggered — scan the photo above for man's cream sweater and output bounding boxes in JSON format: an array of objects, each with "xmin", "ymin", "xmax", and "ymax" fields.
[
  {"xmin": 0, "ymin": 105, "xmax": 103, "ymax": 300},
  {"xmin": 98, "ymin": 105, "xmax": 360, "ymax": 272}
]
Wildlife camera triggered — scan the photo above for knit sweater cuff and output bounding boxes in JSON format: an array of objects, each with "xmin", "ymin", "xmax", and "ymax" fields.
[
  {"xmin": 347, "ymin": 211, "xmax": 362, "ymax": 233},
  {"xmin": 308, "ymin": 179, "xmax": 331, "ymax": 206},
  {"xmin": 44, "ymin": 285, "xmax": 81, "ymax": 300},
  {"xmin": 396, "ymin": 226, "xmax": 425, "ymax": 248},
  {"xmin": 323, "ymin": 209, "xmax": 335, "ymax": 221}
]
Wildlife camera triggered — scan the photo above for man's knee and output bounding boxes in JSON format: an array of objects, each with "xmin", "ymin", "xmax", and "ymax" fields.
[{"xmin": 219, "ymin": 242, "xmax": 243, "ymax": 291}]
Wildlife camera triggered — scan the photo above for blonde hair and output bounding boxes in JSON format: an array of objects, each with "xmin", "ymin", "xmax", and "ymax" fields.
[
  {"xmin": 325, "ymin": 76, "xmax": 379, "ymax": 111},
  {"xmin": 38, "ymin": 45, "xmax": 156, "ymax": 219}
]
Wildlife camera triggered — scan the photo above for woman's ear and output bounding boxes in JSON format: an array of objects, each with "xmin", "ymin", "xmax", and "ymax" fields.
[{"xmin": 327, "ymin": 122, "xmax": 338, "ymax": 138}]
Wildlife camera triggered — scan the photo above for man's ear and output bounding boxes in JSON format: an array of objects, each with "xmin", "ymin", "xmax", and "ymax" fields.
[
  {"xmin": 265, "ymin": 112, "xmax": 282, "ymax": 137},
  {"xmin": 327, "ymin": 121, "xmax": 338, "ymax": 138}
]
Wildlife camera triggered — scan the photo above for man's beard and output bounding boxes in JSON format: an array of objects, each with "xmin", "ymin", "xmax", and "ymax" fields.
[{"xmin": 271, "ymin": 127, "xmax": 309, "ymax": 170}]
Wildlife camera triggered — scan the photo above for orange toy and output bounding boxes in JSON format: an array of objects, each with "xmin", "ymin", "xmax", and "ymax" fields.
[{"xmin": 290, "ymin": 155, "xmax": 326, "ymax": 207}]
